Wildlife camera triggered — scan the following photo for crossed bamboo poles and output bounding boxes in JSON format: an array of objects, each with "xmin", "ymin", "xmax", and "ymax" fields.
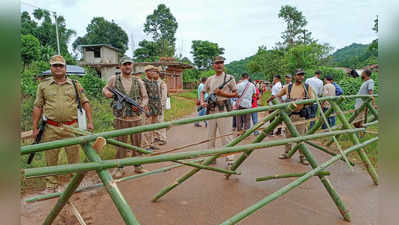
[{"xmin": 21, "ymin": 95, "xmax": 379, "ymax": 225}]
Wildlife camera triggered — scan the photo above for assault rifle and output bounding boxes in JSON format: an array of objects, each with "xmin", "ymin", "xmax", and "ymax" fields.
[
  {"xmin": 27, "ymin": 116, "xmax": 47, "ymax": 164},
  {"xmin": 200, "ymin": 76, "xmax": 233, "ymax": 113},
  {"xmin": 107, "ymin": 87, "xmax": 150, "ymax": 116}
]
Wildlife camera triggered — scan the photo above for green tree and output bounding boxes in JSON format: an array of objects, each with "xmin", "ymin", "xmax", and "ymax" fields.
[
  {"xmin": 283, "ymin": 42, "xmax": 332, "ymax": 73},
  {"xmin": 144, "ymin": 4, "xmax": 178, "ymax": 57},
  {"xmin": 278, "ymin": 5, "xmax": 311, "ymax": 46},
  {"xmin": 73, "ymin": 17, "xmax": 129, "ymax": 55},
  {"xmin": 133, "ymin": 40, "xmax": 161, "ymax": 62},
  {"xmin": 247, "ymin": 46, "xmax": 285, "ymax": 81},
  {"xmin": 191, "ymin": 40, "xmax": 224, "ymax": 70},
  {"xmin": 21, "ymin": 34, "xmax": 41, "ymax": 68}
]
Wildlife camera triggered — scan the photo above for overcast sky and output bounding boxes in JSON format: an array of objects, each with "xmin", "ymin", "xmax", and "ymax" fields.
[{"xmin": 21, "ymin": 0, "xmax": 379, "ymax": 63}]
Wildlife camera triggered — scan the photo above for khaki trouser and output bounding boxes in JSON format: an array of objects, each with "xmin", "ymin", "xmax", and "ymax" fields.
[
  {"xmin": 208, "ymin": 107, "xmax": 234, "ymax": 161},
  {"xmin": 41, "ymin": 123, "xmax": 80, "ymax": 188},
  {"xmin": 114, "ymin": 118, "xmax": 143, "ymax": 158},
  {"xmin": 142, "ymin": 115, "xmax": 160, "ymax": 148},
  {"xmin": 154, "ymin": 111, "xmax": 167, "ymax": 142},
  {"xmin": 285, "ymin": 114, "xmax": 306, "ymax": 157}
]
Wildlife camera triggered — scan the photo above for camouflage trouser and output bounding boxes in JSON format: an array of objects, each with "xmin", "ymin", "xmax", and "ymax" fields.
[
  {"xmin": 142, "ymin": 115, "xmax": 160, "ymax": 148},
  {"xmin": 285, "ymin": 114, "xmax": 306, "ymax": 157},
  {"xmin": 154, "ymin": 110, "xmax": 167, "ymax": 142},
  {"xmin": 41, "ymin": 123, "xmax": 80, "ymax": 188},
  {"xmin": 113, "ymin": 118, "xmax": 143, "ymax": 159}
]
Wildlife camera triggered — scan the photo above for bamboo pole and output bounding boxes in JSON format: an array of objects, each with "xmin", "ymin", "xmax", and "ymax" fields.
[
  {"xmin": 226, "ymin": 112, "xmax": 285, "ymax": 179},
  {"xmin": 65, "ymin": 126, "xmax": 152, "ymax": 155},
  {"xmin": 25, "ymin": 159, "xmax": 205, "ymax": 203},
  {"xmin": 256, "ymin": 171, "xmax": 330, "ymax": 182},
  {"xmin": 310, "ymin": 94, "xmax": 352, "ymax": 170},
  {"xmin": 82, "ymin": 144, "xmax": 141, "ymax": 225},
  {"xmin": 21, "ymin": 95, "xmax": 376, "ymax": 155},
  {"xmin": 304, "ymin": 141, "xmax": 355, "ymax": 166},
  {"xmin": 366, "ymin": 101, "xmax": 379, "ymax": 120},
  {"xmin": 172, "ymin": 160, "xmax": 240, "ymax": 175},
  {"xmin": 279, "ymin": 105, "xmax": 351, "ymax": 221},
  {"xmin": 286, "ymin": 103, "xmax": 337, "ymax": 158},
  {"xmin": 42, "ymin": 172, "xmax": 86, "ymax": 225},
  {"xmin": 325, "ymin": 101, "xmax": 369, "ymax": 147},
  {"xmin": 363, "ymin": 120, "xmax": 378, "ymax": 127},
  {"xmin": 23, "ymin": 128, "xmax": 364, "ymax": 178},
  {"xmin": 151, "ymin": 109, "xmax": 280, "ymax": 202},
  {"xmin": 331, "ymin": 101, "xmax": 379, "ymax": 185},
  {"xmin": 220, "ymin": 137, "xmax": 378, "ymax": 225}
]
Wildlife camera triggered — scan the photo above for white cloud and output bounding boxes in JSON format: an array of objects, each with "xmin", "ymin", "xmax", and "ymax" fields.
[{"xmin": 21, "ymin": 0, "xmax": 378, "ymax": 63}]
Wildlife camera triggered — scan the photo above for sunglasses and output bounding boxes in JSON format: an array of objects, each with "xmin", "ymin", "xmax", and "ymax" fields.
[
  {"xmin": 51, "ymin": 64, "xmax": 65, "ymax": 68},
  {"xmin": 214, "ymin": 61, "xmax": 224, "ymax": 65}
]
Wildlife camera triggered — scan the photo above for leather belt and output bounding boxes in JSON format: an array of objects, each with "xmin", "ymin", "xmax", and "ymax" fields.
[{"xmin": 47, "ymin": 119, "xmax": 77, "ymax": 127}]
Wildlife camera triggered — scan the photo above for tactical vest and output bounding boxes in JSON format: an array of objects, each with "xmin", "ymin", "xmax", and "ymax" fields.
[
  {"xmin": 111, "ymin": 75, "xmax": 142, "ymax": 118},
  {"xmin": 143, "ymin": 78, "xmax": 162, "ymax": 116}
]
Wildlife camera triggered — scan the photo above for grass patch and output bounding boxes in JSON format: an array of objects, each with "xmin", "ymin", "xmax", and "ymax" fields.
[
  {"xmin": 173, "ymin": 89, "xmax": 197, "ymax": 100},
  {"xmin": 164, "ymin": 95, "xmax": 196, "ymax": 121}
]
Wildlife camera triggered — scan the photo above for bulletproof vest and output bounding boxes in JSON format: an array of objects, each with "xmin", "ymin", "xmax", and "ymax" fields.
[
  {"xmin": 143, "ymin": 78, "xmax": 162, "ymax": 116},
  {"xmin": 111, "ymin": 75, "xmax": 141, "ymax": 117}
]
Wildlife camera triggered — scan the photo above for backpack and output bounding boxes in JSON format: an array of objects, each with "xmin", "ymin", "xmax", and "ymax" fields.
[
  {"xmin": 333, "ymin": 82, "xmax": 343, "ymax": 96},
  {"xmin": 288, "ymin": 83, "xmax": 310, "ymax": 100}
]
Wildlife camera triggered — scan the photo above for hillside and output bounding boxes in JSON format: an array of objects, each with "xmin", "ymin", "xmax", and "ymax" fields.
[{"xmin": 331, "ymin": 43, "xmax": 370, "ymax": 67}]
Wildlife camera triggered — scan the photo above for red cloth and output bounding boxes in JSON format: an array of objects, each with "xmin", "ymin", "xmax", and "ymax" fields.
[{"xmin": 252, "ymin": 87, "xmax": 260, "ymax": 108}]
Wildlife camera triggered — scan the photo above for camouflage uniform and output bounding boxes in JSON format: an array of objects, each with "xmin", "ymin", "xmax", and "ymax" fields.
[
  {"xmin": 142, "ymin": 77, "xmax": 162, "ymax": 148},
  {"xmin": 154, "ymin": 77, "xmax": 168, "ymax": 144},
  {"xmin": 34, "ymin": 56, "xmax": 89, "ymax": 189},
  {"xmin": 107, "ymin": 74, "xmax": 148, "ymax": 158}
]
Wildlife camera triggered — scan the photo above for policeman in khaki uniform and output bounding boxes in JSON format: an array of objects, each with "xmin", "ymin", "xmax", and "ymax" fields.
[
  {"xmin": 33, "ymin": 55, "xmax": 94, "ymax": 192},
  {"xmin": 103, "ymin": 56, "xmax": 149, "ymax": 177},
  {"xmin": 152, "ymin": 66, "xmax": 168, "ymax": 145},
  {"xmin": 142, "ymin": 65, "xmax": 163, "ymax": 150},
  {"xmin": 200, "ymin": 56, "xmax": 238, "ymax": 168},
  {"xmin": 276, "ymin": 69, "xmax": 314, "ymax": 165}
]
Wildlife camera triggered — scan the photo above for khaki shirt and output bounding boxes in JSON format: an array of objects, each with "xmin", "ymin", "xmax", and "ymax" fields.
[
  {"xmin": 203, "ymin": 73, "xmax": 237, "ymax": 101},
  {"xmin": 34, "ymin": 77, "xmax": 89, "ymax": 122},
  {"xmin": 106, "ymin": 75, "xmax": 149, "ymax": 121},
  {"xmin": 156, "ymin": 79, "xmax": 168, "ymax": 107},
  {"xmin": 322, "ymin": 83, "xmax": 336, "ymax": 108},
  {"xmin": 277, "ymin": 83, "xmax": 314, "ymax": 111}
]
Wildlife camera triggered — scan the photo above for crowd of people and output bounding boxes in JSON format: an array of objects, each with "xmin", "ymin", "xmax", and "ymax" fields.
[{"xmin": 196, "ymin": 56, "xmax": 376, "ymax": 166}]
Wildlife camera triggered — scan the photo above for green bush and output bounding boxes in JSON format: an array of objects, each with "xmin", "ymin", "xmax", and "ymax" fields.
[
  {"xmin": 71, "ymin": 70, "xmax": 106, "ymax": 99},
  {"xmin": 304, "ymin": 66, "xmax": 346, "ymax": 81}
]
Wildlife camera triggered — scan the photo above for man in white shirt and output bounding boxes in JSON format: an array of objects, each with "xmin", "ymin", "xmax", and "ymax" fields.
[
  {"xmin": 267, "ymin": 75, "xmax": 283, "ymax": 135},
  {"xmin": 305, "ymin": 70, "xmax": 324, "ymax": 129},
  {"xmin": 235, "ymin": 73, "xmax": 256, "ymax": 134}
]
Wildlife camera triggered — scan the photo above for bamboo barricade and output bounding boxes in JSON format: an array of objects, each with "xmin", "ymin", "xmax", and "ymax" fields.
[{"xmin": 21, "ymin": 95, "xmax": 378, "ymax": 225}]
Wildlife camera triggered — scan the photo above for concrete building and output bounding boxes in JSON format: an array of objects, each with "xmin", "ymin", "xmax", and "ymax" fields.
[{"xmin": 79, "ymin": 44, "xmax": 121, "ymax": 81}]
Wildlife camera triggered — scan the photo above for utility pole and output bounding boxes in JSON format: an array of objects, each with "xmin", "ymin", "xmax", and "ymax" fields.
[{"xmin": 53, "ymin": 12, "xmax": 60, "ymax": 55}]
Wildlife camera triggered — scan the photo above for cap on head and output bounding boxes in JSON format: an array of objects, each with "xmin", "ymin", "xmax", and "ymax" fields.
[
  {"xmin": 315, "ymin": 70, "xmax": 322, "ymax": 75},
  {"xmin": 120, "ymin": 56, "xmax": 133, "ymax": 65},
  {"xmin": 325, "ymin": 74, "xmax": 334, "ymax": 81},
  {"xmin": 153, "ymin": 66, "xmax": 160, "ymax": 72},
  {"xmin": 50, "ymin": 55, "xmax": 66, "ymax": 66},
  {"xmin": 144, "ymin": 65, "xmax": 155, "ymax": 72},
  {"xmin": 295, "ymin": 68, "xmax": 305, "ymax": 75},
  {"xmin": 274, "ymin": 74, "xmax": 281, "ymax": 80},
  {"xmin": 285, "ymin": 74, "xmax": 292, "ymax": 78},
  {"xmin": 213, "ymin": 56, "xmax": 225, "ymax": 63}
]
